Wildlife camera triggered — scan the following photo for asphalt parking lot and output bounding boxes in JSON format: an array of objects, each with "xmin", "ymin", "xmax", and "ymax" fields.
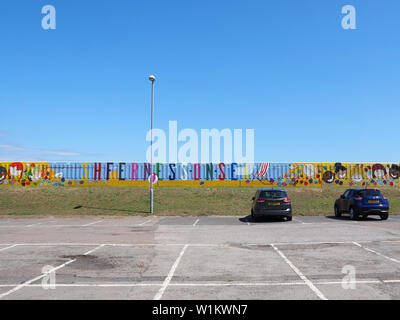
[{"xmin": 1, "ymin": 215, "xmax": 400, "ymax": 300}]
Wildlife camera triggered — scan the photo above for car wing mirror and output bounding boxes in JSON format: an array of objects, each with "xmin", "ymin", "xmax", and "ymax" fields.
[{"xmin": 252, "ymin": 197, "xmax": 255, "ymax": 200}]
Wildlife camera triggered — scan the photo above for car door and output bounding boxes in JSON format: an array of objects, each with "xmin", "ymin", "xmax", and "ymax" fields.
[
  {"xmin": 343, "ymin": 190, "xmax": 354, "ymax": 212},
  {"xmin": 252, "ymin": 191, "xmax": 259, "ymax": 211},
  {"xmin": 339, "ymin": 190, "xmax": 351, "ymax": 212}
]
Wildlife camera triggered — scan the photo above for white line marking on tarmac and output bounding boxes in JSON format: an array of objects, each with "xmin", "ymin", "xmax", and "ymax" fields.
[
  {"xmin": 292, "ymin": 217, "xmax": 306, "ymax": 224},
  {"xmin": 3, "ymin": 278, "xmax": 400, "ymax": 288},
  {"xmin": 0, "ymin": 284, "xmax": 161, "ymax": 287},
  {"xmin": 138, "ymin": 218, "xmax": 154, "ymax": 226},
  {"xmin": 314, "ymin": 280, "xmax": 381, "ymax": 285},
  {"xmin": 0, "ymin": 224, "xmax": 153, "ymax": 228},
  {"xmin": 25, "ymin": 222, "xmax": 42, "ymax": 227},
  {"xmin": 154, "ymin": 244, "xmax": 189, "ymax": 300},
  {"xmin": 271, "ymin": 244, "xmax": 327, "ymax": 300},
  {"xmin": 0, "ymin": 244, "xmax": 18, "ymax": 252},
  {"xmin": 84, "ymin": 244, "xmax": 105, "ymax": 256},
  {"xmin": 353, "ymin": 242, "xmax": 400, "ymax": 264},
  {"xmin": 193, "ymin": 219, "xmax": 200, "ymax": 227},
  {"xmin": 82, "ymin": 220, "xmax": 103, "ymax": 227},
  {"xmin": 2, "ymin": 238, "xmax": 400, "ymax": 248}
]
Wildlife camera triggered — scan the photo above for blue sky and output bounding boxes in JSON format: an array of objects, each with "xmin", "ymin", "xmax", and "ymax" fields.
[{"xmin": 0, "ymin": 0, "xmax": 399, "ymax": 163}]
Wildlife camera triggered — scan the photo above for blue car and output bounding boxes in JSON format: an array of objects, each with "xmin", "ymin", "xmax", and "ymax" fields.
[{"xmin": 334, "ymin": 188, "xmax": 389, "ymax": 220}]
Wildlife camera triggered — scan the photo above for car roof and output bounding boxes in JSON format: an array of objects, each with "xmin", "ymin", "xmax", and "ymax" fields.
[
  {"xmin": 257, "ymin": 188, "xmax": 286, "ymax": 192},
  {"xmin": 347, "ymin": 188, "xmax": 379, "ymax": 191}
]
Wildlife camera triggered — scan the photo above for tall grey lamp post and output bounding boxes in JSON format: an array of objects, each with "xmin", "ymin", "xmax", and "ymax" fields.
[{"xmin": 149, "ymin": 75, "xmax": 156, "ymax": 214}]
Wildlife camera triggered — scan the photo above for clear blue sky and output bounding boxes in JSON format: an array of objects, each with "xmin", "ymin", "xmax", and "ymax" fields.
[{"xmin": 1, "ymin": 0, "xmax": 399, "ymax": 163}]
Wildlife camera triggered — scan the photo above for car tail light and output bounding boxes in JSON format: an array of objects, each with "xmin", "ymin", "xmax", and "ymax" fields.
[
  {"xmin": 256, "ymin": 199, "xmax": 266, "ymax": 203},
  {"xmin": 354, "ymin": 196, "xmax": 363, "ymax": 201},
  {"xmin": 282, "ymin": 198, "xmax": 291, "ymax": 203}
]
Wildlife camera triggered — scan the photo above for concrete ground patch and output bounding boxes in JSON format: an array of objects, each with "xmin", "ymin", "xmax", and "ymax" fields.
[
  {"xmin": 172, "ymin": 245, "xmax": 298, "ymax": 283},
  {"xmin": 1, "ymin": 216, "xmax": 400, "ymax": 299},
  {"xmin": 161, "ymin": 284, "xmax": 317, "ymax": 300}
]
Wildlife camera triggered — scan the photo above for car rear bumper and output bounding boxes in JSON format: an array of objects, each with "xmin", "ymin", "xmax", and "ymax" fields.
[
  {"xmin": 355, "ymin": 207, "xmax": 389, "ymax": 215},
  {"xmin": 253, "ymin": 208, "xmax": 292, "ymax": 217}
]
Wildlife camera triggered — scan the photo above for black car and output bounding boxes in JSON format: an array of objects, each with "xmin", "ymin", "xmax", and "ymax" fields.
[
  {"xmin": 251, "ymin": 188, "xmax": 292, "ymax": 221},
  {"xmin": 334, "ymin": 188, "xmax": 389, "ymax": 220}
]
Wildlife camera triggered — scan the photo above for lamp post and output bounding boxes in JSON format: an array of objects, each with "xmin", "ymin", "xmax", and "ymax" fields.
[{"xmin": 149, "ymin": 75, "xmax": 156, "ymax": 214}]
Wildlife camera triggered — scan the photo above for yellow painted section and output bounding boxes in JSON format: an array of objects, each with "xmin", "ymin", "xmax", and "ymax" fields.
[{"xmin": 0, "ymin": 162, "xmax": 398, "ymax": 188}]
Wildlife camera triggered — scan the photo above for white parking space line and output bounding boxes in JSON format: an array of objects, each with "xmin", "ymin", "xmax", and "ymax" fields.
[
  {"xmin": 0, "ymin": 224, "xmax": 155, "ymax": 228},
  {"xmin": 0, "ymin": 284, "xmax": 162, "ymax": 287},
  {"xmin": 271, "ymin": 244, "xmax": 327, "ymax": 300},
  {"xmin": 83, "ymin": 244, "xmax": 105, "ymax": 256},
  {"xmin": 0, "ymin": 244, "xmax": 18, "ymax": 252},
  {"xmin": 2, "ymin": 238, "xmax": 400, "ymax": 248},
  {"xmin": 82, "ymin": 220, "xmax": 103, "ymax": 227},
  {"xmin": 137, "ymin": 218, "xmax": 154, "ymax": 226},
  {"xmin": 273, "ymin": 240, "xmax": 354, "ymax": 246},
  {"xmin": 153, "ymin": 244, "xmax": 189, "ymax": 300},
  {"xmin": 25, "ymin": 222, "xmax": 43, "ymax": 228},
  {"xmin": 192, "ymin": 219, "xmax": 200, "ymax": 227},
  {"xmin": 353, "ymin": 242, "xmax": 400, "ymax": 264},
  {"xmin": 292, "ymin": 217, "xmax": 306, "ymax": 224},
  {"xmin": 3, "ymin": 278, "xmax": 400, "ymax": 288}
]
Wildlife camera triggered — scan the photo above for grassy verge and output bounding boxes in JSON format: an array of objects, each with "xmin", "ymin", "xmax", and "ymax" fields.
[{"xmin": 0, "ymin": 187, "xmax": 399, "ymax": 217}]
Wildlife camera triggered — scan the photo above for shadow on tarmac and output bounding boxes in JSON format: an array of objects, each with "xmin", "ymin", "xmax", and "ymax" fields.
[
  {"xmin": 73, "ymin": 205, "xmax": 148, "ymax": 214},
  {"xmin": 239, "ymin": 215, "xmax": 288, "ymax": 224}
]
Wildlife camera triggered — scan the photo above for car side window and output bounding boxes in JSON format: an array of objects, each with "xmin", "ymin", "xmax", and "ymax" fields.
[
  {"xmin": 347, "ymin": 190, "xmax": 354, "ymax": 198},
  {"xmin": 343, "ymin": 190, "xmax": 351, "ymax": 198}
]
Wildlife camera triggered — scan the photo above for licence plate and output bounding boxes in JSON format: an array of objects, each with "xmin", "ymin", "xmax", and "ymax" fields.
[
  {"xmin": 368, "ymin": 200, "xmax": 379, "ymax": 203},
  {"xmin": 268, "ymin": 202, "xmax": 280, "ymax": 206}
]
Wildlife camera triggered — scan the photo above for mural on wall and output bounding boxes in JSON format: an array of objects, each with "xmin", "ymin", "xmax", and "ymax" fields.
[{"xmin": 0, "ymin": 162, "xmax": 399, "ymax": 187}]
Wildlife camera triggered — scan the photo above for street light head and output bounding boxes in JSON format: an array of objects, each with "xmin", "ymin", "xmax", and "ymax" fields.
[{"xmin": 148, "ymin": 75, "xmax": 156, "ymax": 82}]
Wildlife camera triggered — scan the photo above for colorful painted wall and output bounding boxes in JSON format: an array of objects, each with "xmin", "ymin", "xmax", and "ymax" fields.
[{"xmin": 0, "ymin": 162, "xmax": 399, "ymax": 188}]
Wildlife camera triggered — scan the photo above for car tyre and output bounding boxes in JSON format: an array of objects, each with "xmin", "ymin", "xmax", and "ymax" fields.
[
  {"xmin": 334, "ymin": 206, "xmax": 341, "ymax": 218},
  {"xmin": 380, "ymin": 213, "xmax": 389, "ymax": 220},
  {"xmin": 286, "ymin": 216, "xmax": 292, "ymax": 222},
  {"xmin": 349, "ymin": 207, "xmax": 357, "ymax": 220},
  {"xmin": 251, "ymin": 210, "xmax": 259, "ymax": 222}
]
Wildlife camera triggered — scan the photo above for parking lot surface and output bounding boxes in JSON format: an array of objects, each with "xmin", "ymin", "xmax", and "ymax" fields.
[{"xmin": 1, "ymin": 215, "xmax": 400, "ymax": 299}]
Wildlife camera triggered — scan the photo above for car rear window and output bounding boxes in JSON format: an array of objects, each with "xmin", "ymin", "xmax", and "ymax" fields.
[
  {"xmin": 259, "ymin": 190, "xmax": 287, "ymax": 199},
  {"xmin": 357, "ymin": 189, "xmax": 382, "ymax": 197}
]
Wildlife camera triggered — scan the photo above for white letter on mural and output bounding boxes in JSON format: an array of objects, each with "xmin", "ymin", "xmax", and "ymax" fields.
[{"xmin": 180, "ymin": 163, "xmax": 188, "ymax": 180}]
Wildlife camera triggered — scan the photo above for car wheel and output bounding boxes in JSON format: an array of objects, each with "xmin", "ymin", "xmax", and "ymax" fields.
[
  {"xmin": 251, "ymin": 210, "xmax": 259, "ymax": 222},
  {"xmin": 286, "ymin": 216, "xmax": 292, "ymax": 221},
  {"xmin": 349, "ymin": 207, "xmax": 357, "ymax": 220},
  {"xmin": 334, "ymin": 206, "xmax": 341, "ymax": 218},
  {"xmin": 380, "ymin": 213, "xmax": 389, "ymax": 220}
]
